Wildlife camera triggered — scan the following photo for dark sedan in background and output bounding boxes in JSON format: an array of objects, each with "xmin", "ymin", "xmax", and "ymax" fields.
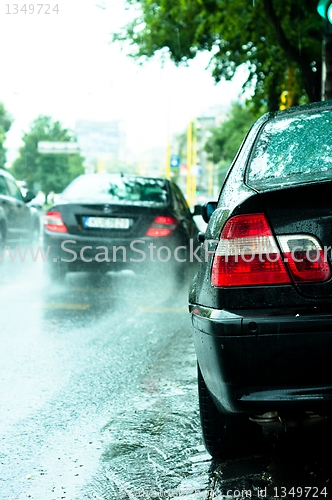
[
  {"xmin": 0, "ymin": 168, "xmax": 40, "ymax": 248},
  {"xmin": 190, "ymin": 100, "xmax": 332, "ymax": 458},
  {"xmin": 44, "ymin": 174, "xmax": 199, "ymax": 281}
]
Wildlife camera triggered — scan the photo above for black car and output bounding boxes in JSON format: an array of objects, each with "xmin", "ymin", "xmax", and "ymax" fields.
[
  {"xmin": 189, "ymin": 100, "xmax": 332, "ymax": 459},
  {"xmin": 0, "ymin": 168, "xmax": 40, "ymax": 248},
  {"xmin": 43, "ymin": 173, "xmax": 198, "ymax": 280}
]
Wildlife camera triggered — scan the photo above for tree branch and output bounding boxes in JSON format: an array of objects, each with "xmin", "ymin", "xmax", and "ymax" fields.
[
  {"xmin": 263, "ymin": 0, "xmax": 321, "ymax": 102},
  {"xmin": 263, "ymin": 0, "xmax": 304, "ymax": 65}
]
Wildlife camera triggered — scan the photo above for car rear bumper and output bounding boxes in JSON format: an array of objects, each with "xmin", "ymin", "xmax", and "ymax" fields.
[
  {"xmin": 43, "ymin": 231, "xmax": 188, "ymax": 270},
  {"xmin": 190, "ymin": 304, "xmax": 332, "ymax": 414}
]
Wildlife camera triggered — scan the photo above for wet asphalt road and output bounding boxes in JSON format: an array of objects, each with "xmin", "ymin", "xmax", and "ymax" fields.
[{"xmin": 0, "ymin": 253, "xmax": 332, "ymax": 500}]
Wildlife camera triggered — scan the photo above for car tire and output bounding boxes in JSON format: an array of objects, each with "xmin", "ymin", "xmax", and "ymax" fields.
[
  {"xmin": 197, "ymin": 363, "xmax": 263, "ymax": 459},
  {"xmin": 30, "ymin": 220, "xmax": 40, "ymax": 245},
  {"xmin": 46, "ymin": 261, "xmax": 67, "ymax": 282},
  {"xmin": 0, "ymin": 223, "xmax": 5, "ymax": 254},
  {"xmin": 169, "ymin": 259, "xmax": 186, "ymax": 284}
]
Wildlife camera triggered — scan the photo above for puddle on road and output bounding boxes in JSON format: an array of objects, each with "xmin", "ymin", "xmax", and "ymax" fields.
[
  {"xmin": 5, "ymin": 263, "xmax": 330, "ymax": 500},
  {"xmin": 80, "ymin": 330, "xmax": 213, "ymax": 500},
  {"xmin": 210, "ymin": 427, "xmax": 332, "ymax": 500},
  {"xmin": 82, "ymin": 374, "xmax": 332, "ymax": 500}
]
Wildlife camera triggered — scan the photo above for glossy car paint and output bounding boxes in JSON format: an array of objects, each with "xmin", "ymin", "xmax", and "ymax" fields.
[
  {"xmin": 0, "ymin": 169, "xmax": 39, "ymax": 245},
  {"xmin": 189, "ymin": 101, "xmax": 332, "ymax": 419},
  {"xmin": 44, "ymin": 174, "xmax": 198, "ymax": 276}
]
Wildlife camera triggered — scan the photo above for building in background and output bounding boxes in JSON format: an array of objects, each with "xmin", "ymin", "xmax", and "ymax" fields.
[
  {"xmin": 75, "ymin": 120, "xmax": 167, "ymax": 177},
  {"xmin": 172, "ymin": 105, "xmax": 228, "ymax": 205},
  {"xmin": 74, "ymin": 104, "xmax": 230, "ymax": 190},
  {"xmin": 195, "ymin": 107, "xmax": 228, "ymax": 201},
  {"xmin": 75, "ymin": 120, "xmax": 127, "ymax": 174}
]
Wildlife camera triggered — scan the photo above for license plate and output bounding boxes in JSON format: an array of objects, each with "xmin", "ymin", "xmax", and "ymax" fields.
[{"xmin": 83, "ymin": 216, "xmax": 131, "ymax": 229}]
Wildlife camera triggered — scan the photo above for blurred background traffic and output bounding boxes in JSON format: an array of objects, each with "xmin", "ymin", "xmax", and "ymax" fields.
[{"xmin": 0, "ymin": 1, "xmax": 266, "ymax": 212}]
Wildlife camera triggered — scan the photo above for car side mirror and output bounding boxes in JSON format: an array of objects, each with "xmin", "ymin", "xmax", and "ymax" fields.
[
  {"xmin": 201, "ymin": 201, "xmax": 217, "ymax": 223},
  {"xmin": 192, "ymin": 205, "xmax": 203, "ymax": 216},
  {"xmin": 23, "ymin": 190, "xmax": 36, "ymax": 203}
]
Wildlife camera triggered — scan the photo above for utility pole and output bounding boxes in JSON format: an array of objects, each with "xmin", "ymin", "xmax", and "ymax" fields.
[
  {"xmin": 186, "ymin": 121, "xmax": 192, "ymax": 206},
  {"xmin": 191, "ymin": 119, "xmax": 197, "ymax": 206},
  {"xmin": 165, "ymin": 139, "xmax": 171, "ymax": 179},
  {"xmin": 317, "ymin": 0, "xmax": 332, "ymax": 99},
  {"xmin": 322, "ymin": 26, "xmax": 332, "ymax": 100}
]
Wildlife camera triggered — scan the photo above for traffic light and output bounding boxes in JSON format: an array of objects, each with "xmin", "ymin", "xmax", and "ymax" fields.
[{"xmin": 317, "ymin": 0, "xmax": 332, "ymax": 23}]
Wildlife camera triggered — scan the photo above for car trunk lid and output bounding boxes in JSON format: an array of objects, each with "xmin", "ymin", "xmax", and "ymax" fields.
[
  {"xmin": 57, "ymin": 202, "xmax": 173, "ymax": 239},
  {"xmin": 258, "ymin": 182, "xmax": 332, "ymax": 299}
]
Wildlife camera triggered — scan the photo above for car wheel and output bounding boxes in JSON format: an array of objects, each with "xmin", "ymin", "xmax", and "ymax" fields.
[
  {"xmin": 197, "ymin": 363, "xmax": 263, "ymax": 459},
  {"xmin": 0, "ymin": 224, "xmax": 5, "ymax": 253},
  {"xmin": 46, "ymin": 261, "xmax": 67, "ymax": 282},
  {"xmin": 161, "ymin": 242, "xmax": 190, "ymax": 286},
  {"xmin": 31, "ymin": 220, "xmax": 40, "ymax": 245}
]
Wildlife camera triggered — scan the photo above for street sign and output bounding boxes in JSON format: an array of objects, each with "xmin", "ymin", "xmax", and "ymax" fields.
[
  {"xmin": 170, "ymin": 154, "xmax": 180, "ymax": 168},
  {"xmin": 38, "ymin": 141, "xmax": 80, "ymax": 154}
]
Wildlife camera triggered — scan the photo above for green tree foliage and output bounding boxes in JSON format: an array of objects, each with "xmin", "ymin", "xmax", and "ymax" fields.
[
  {"xmin": 0, "ymin": 103, "xmax": 12, "ymax": 169},
  {"xmin": 205, "ymin": 103, "xmax": 259, "ymax": 163},
  {"xmin": 114, "ymin": 0, "xmax": 323, "ymax": 111},
  {"xmin": 205, "ymin": 102, "xmax": 259, "ymax": 182},
  {"xmin": 12, "ymin": 116, "xmax": 85, "ymax": 197}
]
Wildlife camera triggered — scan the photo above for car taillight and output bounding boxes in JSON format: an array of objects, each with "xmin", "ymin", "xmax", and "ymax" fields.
[
  {"xmin": 44, "ymin": 211, "xmax": 68, "ymax": 233},
  {"xmin": 277, "ymin": 235, "xmax": 331, "ymax": 283},
  {"xmin": 211, "ymin": 213, "xmax": 290, "ymax": 286},
  {"xmin": 211, "ymin": 213, "xmax": 331, "ymax": 287},
  {"xmin": 146, "ymin": 215, "xmax": 178, "ymax": 237}
]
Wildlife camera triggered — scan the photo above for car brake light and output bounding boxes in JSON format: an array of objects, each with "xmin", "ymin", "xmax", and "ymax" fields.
[
  {"xmin": 278, "ymin": 235, "xmax": 331, "ymax": 283},
  {"xmin": 146, "ymin": 215, "xmax": 178, "ymax": 237},
  {"xmin": 211, "ymin": 213, "xmax": 290, "ymax": 286},
  {"xmin": 44, "ymin": 211, "xmax": 68, "ymax": 233},
  {"xmin": 211, "ymin": 213, "xmax": 331, "ymax": 287}
]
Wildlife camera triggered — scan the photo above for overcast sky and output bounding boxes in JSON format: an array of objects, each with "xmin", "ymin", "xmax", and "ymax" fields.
[{"xmin": 0, "ymin": 0, "xmax": 249, "ymax": 164}]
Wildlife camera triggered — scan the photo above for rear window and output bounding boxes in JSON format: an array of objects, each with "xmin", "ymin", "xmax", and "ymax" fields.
[
  {"xmin": 62, "ymin": 175, "xmax": 169, "ymax": 204},
  {"xmin": 246, "ymin": 110, "xmax": 332, "ymax": 190}
]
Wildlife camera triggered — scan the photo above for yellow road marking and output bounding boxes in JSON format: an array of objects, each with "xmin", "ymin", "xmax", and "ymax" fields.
[
  {"xmin": 39, "ymin": 304, "xmax": 185, "ymax": 312},
  {"xmin": 69, "ymin": 287, "xmax": 115, "ymax": 293},
  {"xmin": 41, "ymin": 303, "xmax": 90, "ymax": 310},
  {"xmin": 136, "ymin": 306, "xmax": 187, "ymax": 313}
]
